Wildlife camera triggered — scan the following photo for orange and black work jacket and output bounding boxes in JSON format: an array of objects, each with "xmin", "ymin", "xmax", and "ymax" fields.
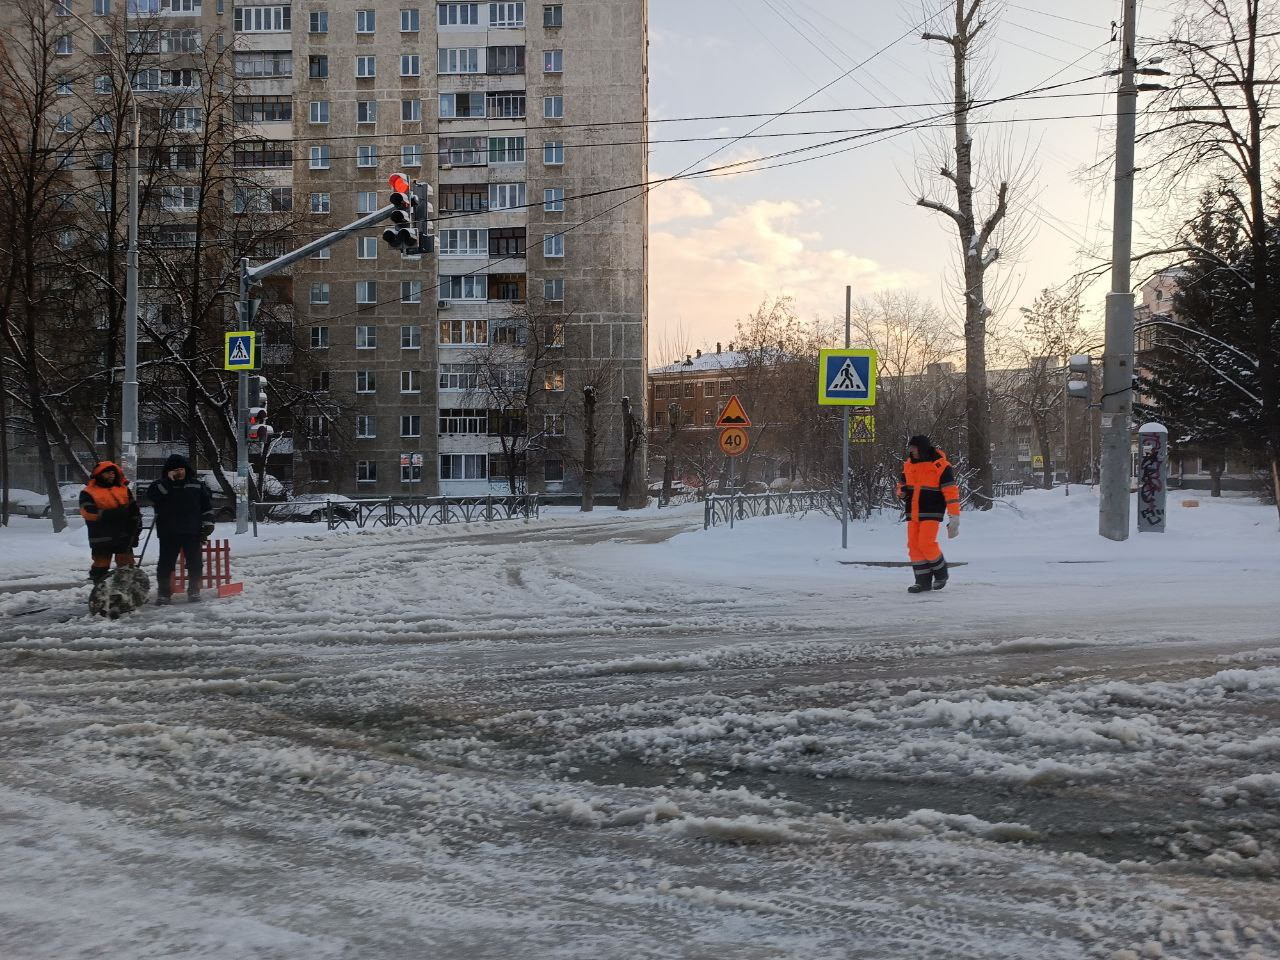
[
  {"xmin": 896, "ymin": 450, "xmax": 961, "ymax": 522},
  {"xmin": 79, "ymin": 462, "xmax": 142, "ymax": 553}
]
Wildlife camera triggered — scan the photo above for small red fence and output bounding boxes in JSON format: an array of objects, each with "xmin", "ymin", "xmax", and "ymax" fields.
[{"xmin": 169, "ymin": 539, "xmax": 244, "ymax": 598}]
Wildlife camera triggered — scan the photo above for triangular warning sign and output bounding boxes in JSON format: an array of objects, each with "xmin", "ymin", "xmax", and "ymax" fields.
[
  {"xmin": 829, "ymin": 358, "xmax": 867, "ymax": 393},
  {"xmin": 715, "ymin": 395, "xmax": 751, "ymax": 427},
  {"xmin": 229, "ymin": 339, "xmax": 251, "ymax": 364}
]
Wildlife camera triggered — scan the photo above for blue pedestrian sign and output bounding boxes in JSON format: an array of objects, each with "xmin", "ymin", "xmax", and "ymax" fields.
[
  {"xmin": 818, "ymin": 349, "xmax": 877, "ymax": 406},
  {"xmin": 224, "ymin": 331, "xmax": 256, "ymax": 371}
]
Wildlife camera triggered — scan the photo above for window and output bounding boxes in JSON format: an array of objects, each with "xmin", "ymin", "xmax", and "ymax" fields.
[
  {"xmin": 437, "ymin": 3, "xmax": 478, "ymax": 26},
  {"xmin": 401, "ymin": 99, "xmax": 422, "ymax": 121},
  {"xmin": 306, "ymin": 417, "xmax": 331, "ymax": 441},
  {"xmin": 356, "ymin": 460, "xmax": 377, "ymax": 482},
  {"xmin": 311, "ymin": 371, "xmax": 331, "ymax": 392},
  {"xmin": 542, "ymin": 233, "xmax": 564, "ymax": 258},
  {"xmin": 309, "ymin": 55, "xmax": 329, "ymax": 79},
  {"xmin": 703, "ymin": 410, "xmax": 714, "ymax": 425},
  {"xmin": 310, "ymin": 192, "xmax": 331, "ymax": 213},
  {"xmin": 439, "ymin": 48, "xmax": 481, "ymax": 74},
  {"xmin": 439, "ymin": 363, "xmax": 480, "ymax": 390},
  {"xmin": 396, "ymin": 325, "xmax": 420, "ymax": 349},
  {"xmin": 356, "ymin": 325, "xmax": 377, "ymax": 349},
  {"xmin": 720, "ymin": 380, "xmax": 732, "ymax": 396},
  {"xmin": 56, "ymin": 35, "xmax": 73, "ymax": 56},
  {"xmin": 543, "ymin": 48, "xmax": 563, "ymax": 73},
  {"xmin": 355, "ymin": 9, "xmax": 375, "ymax": 32},
  {"xmin": 310, "ymin": 282, "xmax": 330, "ymax": 304},
  {"xmin": 439, "ymin": 408, "xmax": 488, "ymax": 435},
  {"xmin": 357, "ymin": 100, "xmax": 377, "ymax": 124},
  {"xmin": 234, "ymin": 95, "xmax": 292, "ymax": 122},
  {"xmin": 356, "ymin": 370, "xmax": 377, "ymax": 393},
  {"xmin": 161, "ymin": 185, "xmax": 199, "ymax": 211},
  {"xmin": 440, "ymin": 184, "xmax": 487, "ymax": 211},
  {"xmin": 544, "ymin": 369, "xmax": 565, "ymax": 392},
  {"xmin": 357, "ymin": 191, "xmax": 377, "ymax": 213},
  {"xmin": 357, "ymin": 236, "xmax": 378, "ymax": 259},
  {"xmin": 235, "ymin": 51, "xmax": 291, "ymax": 77},
  {"xmin": 56, "ymin": 78, "xmax": 73, "ymax": 96},
  {"xmin": 489, "ymin": 136, "xmax": 526, "ymax": 163},
  {"xmin": 487, "ymin": 46, "xmax": 525, "ymax": 75},
  {"xmin": 93, "ymin": 34, "xmax": 112, "ymax": 55},
  {"xmin": 440, "ymin": 454, "xmax": 486, "ymax": 481},
  {"xmin": 487, "ymin": 91, "xmax": 525, "ymax": 118},
  {"xmin": 311, "ymin": 246, "xmax": 330, "ymax": 261},
  {"xmin": 355, "ymin": 415, "xmax": 375, "ymax": 438},
  {"xmin": 233, "ymin": 141, "xmax": 292, "ymax": 168},
  {"xmin": 489, "ymin": 227, "xmax": 525, "ymax": 257},
  {"xmin": 543, "ymin": 95, "xmax": 563, "ymax": 119},
  {"xmin": 440, "ymin": 319, "xmax": 489, "ymax": 349},
  {"xmin": 438, "ymin": 135, "xmax": 487, "ymax": 166},
  {"xmin": 400, "ymin": 370, "xmax": 421, "ymax": 394},
  {"xmin": 543, "ymin": 140, "xmax": 564, "ymax": 165},
  {"xmin": 55, "ymin": 0, "xmax": 71, "ymax": 14},
  {"xmin": 311, "ymin": 326, "xmax": 330, "ymax": 349},
  {"xmin": 543, "ymin": 187, "xmax": 564, "ymax": 212},
  {"xmin": 490, "ymin": 2, "xmax": 523, "ymax": 27},
  {"xmin": 309, "ymin": 145, "xmax": 331, "ymax": 169},
  {"xmin": 544, "ymin": 456, "xmax": 564, "ymax": 483},
  {"xmin": 401, "ymin": 144, "xmax": 422, "ymax": 167},
  {"xmin": 357, "ymin": 144, "xmax": 378, "ymax": 167},
  {"xmin": 544, "ymin": 413, "xmax": 565, "ymax": 436},
  {"xmin": 439, "ymin": 229, "xmax": 487, "ymax": 256},
  {"xmin": 309, "ymin": 10, "xmax": 327, "ymax": 32},
  {"xmin": 356, "ymin": 55, "xmax": 376, "ymax": 78},
  {"xmin": 543, "ymin": 277, "xmax": 564, "ymax": 301},
  {"xmin": 703, "ymin": 381, "xmax": 717, "ymax": 397},
  {"xmin": 309, "ymin": 100, "xmax": 330, "ymax": 123},
  {"xmin": 400, "ymin": 415, "xmax": 421, "ymax": 438},
  {"xmin": 95, "ymin": 75, "xmax": 111, "ymax": 94},
  {"xmin": 356, "ymin": 280, "xmax": 377, "ymax": 304},
  {"xmin": 401, "ymin": 8, "xmax": 420, "ymax": 31},
  {"xmin": 55, "ymin": 114, "xmax": 74, "ymax": 134},
  {"xmin": 684, "ymin": 383, "xmax": 695, "ymax": 398},
  {"xmin": 489, "ymin": 183, "xmax": 526, "ymax": 211},
  {"xmin": 401, "ymin": 281, "xmax": 422, "ymax": 304},
  {"xmin": 439, "ymin": 279, "xmax": 487, "ymax": 303},
  {"xmin": 400, "ymin": 54, "xmax": 420, "ymax": 76},
  {"xmin": 234, "ymin": 5, "xmax": 292, "ymax": 32},
  {"xmin": 95, "ymin": 0, "xmax": 113, "ymax": 13}
]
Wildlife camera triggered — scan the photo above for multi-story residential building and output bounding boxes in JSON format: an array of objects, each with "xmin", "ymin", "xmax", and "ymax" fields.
[{"xmin": 4, "ymin": 0, "xmax": 648, "ymax": 501}]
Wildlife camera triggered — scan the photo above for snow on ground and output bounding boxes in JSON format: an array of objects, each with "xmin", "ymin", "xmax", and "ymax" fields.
[{"xmin": 2, "ymin": 490, "xmax": 1279, "ymax": 959}]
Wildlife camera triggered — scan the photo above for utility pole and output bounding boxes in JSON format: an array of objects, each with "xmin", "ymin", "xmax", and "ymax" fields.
[
  {"xmin": 841, "ymin": 285, "xmax": 850, "ymax": 549},
  {"xmin": 1099, "ymin": 0, "xmax": 1139, "ymax": 540}
]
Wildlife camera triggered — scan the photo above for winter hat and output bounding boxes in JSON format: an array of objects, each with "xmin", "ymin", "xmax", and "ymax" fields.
[
  {"xmin": 163, "ymin": 453, "xmax": 192, "ymax": 473},
  {"xmin": 908, "ymin": 435, "xmax": 935, "ymax": 455}
]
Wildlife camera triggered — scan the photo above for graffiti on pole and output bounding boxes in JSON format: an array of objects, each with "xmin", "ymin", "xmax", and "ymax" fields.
[{"xmin": 1137, "ymin": 422, "xmax": 1168, "ymax": 533}]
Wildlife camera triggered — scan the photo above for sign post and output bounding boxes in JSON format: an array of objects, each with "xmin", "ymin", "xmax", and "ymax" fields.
[
  {"xmin": 1137, "ymin": 422, "xmax": 1168, "ymax": 533},
  {"xmin": 818, "ymin": 344, "xmax": 877, "ymax": 548},
  {"xmin": 716, "ymin": 396, "xmax": 751, "ymax": 494}
]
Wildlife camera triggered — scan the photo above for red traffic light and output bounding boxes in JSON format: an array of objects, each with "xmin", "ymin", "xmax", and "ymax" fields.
[{"xmin": 388, "ymin": 173, "xmax": 410, "ymax": 194}]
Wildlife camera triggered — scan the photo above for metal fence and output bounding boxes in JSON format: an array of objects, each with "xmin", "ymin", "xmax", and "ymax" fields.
[
  {"xmin": 704, "ymin": 489, "xmax": 840, "ymax": 529},
  {"xmin": 255, "ymin": 495, "xmax": 539, "ymax": 530},
  {"xmin": 993, "ymin": 482, "xmax": 1025, "ymax": 497}
]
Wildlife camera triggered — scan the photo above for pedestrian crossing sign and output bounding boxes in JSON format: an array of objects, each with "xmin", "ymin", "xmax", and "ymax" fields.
[
  {"xmin": 849, "ymin": 414, "xmax": 875, "ymax": 443},
  {"xmin": 224, "ymin": 331, "xmax": 255, "ymax": 371},
  {"xmin": 818, "ymin": 349, "xmax": 876, "ymax": 406}
]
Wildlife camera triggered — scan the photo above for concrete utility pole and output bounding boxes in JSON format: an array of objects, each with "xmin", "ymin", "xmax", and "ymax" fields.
[
  {"xmin": 841, "ymin": 285, "xmax": 850, "ymax": 549},
  {"xmin": 1099, "ymin": 0, "xmax": 1139, "ymax": 541}
]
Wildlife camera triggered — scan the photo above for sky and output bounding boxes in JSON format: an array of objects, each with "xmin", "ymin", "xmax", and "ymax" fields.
[{"xmin": 645, "ymin": 0, "xmax": 1175, "ymax": 360}]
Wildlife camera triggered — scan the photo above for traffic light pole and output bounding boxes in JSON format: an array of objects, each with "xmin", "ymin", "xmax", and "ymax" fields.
[
  {"xmin": 1099, "ymin": 0, "xmax": 1139, "ymax": 541},
  {"xmin": 232, "ymin": 201, "xmax": 412, "ymax": 534}
]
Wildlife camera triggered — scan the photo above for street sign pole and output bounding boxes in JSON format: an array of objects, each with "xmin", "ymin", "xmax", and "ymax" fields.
[
  {"xmin": 842, "ymin": 285, "xmax": 850, "ymax": 549},
  {"xmin": 235, "ymin": 259, "xmax": 251, "ymax": 535}
]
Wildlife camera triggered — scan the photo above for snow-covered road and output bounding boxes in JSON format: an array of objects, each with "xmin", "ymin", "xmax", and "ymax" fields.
[{"xmin": 2, "ymin": 493, "xmax": 1278, "ymax": 959}]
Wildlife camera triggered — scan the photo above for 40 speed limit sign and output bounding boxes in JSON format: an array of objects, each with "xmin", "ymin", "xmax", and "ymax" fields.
[{"xmin": 718, "ymin": 426, "xmax": 749, "ymax": 457}]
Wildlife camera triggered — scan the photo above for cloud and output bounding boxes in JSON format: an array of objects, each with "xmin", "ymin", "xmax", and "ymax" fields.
[{"xmin": 649, "ymin": 182, "xmax": 921, "ymax": 346}]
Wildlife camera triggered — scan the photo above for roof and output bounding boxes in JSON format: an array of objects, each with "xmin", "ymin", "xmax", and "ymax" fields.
[{"xmin": 648, "ymin": 350, "xmax": 752, "ymax": 376}]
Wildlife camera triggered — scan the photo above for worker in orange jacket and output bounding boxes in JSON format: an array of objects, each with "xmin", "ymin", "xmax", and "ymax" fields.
[
  {"xmin": 78, "ymin": 461, "xmax": 143, "ymax": 584},
  {"xmin": 896, "ymin": 435, "xmax": 961, "ymax": 593}
]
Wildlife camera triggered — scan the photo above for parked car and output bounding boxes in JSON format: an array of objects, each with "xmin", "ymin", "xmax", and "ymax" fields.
[
  {"xmin": 264, "ymin": 494, "xmax": 358, "ymax": 523},
  {"xmin": 8, "ymin": 484, "xmax": 88, "ymax": 519}
]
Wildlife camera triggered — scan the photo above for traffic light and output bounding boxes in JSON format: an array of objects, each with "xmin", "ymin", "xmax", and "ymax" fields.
[
  {"xmin": 246, "ymin": 374, "xmax": 273, "ymax": 443},
  {"xmin": 382, "ymin": 173, "xmax": 434, "ymax": 256},
  {"xmin": 1067, "ymin": 354, "xmax": 1092, "ymax": 401},
  {"xmin": 413, "ymin": 181, "xmax": 435, "ymax": 254}
]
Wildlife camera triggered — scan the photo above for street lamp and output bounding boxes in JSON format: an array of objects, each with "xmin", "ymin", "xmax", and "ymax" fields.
[{"xmin": 61, "ymin": 2, "xmax": 141, "ymax": 481}]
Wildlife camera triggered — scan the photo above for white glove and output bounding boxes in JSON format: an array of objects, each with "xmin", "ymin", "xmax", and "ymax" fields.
[{"xmin": 947, "ymin": 516, "xmax": 960, "ymax": 539}]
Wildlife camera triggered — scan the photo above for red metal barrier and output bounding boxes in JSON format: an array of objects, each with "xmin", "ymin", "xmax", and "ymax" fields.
[{"xmin": 170, "ymin": 539, "xmax": 244, "ymax": 598}]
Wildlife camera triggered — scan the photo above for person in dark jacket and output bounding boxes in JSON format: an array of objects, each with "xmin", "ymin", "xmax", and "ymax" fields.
[
  {"xmin": 896, "ymin": 435, "xmax": 961, "ymax": 594},
  {"xmin": 148, "ymin": 454, "xmax": 214, "ymax": 604},
  {"xmin": 79, "ymin": 461, "xmax": 143, "ymax": 584}
]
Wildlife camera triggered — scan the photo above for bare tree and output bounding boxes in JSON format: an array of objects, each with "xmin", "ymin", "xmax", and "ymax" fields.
[
  {"xmin": 918, "ymin": 0, "xmax": 1022, "ymax": 510},
  {"xmin": 579, "ymin": 385, "xmax": 596, "ymax": 511},
  {"xmin": 1136, "ymin": 0, "xmax": 1280, "ymax": 515}
]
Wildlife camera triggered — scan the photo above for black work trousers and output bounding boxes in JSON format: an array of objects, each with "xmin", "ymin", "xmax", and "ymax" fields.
[{"xmin": 156, "ymin": 535, "xmax": 203, "ymax": 594}]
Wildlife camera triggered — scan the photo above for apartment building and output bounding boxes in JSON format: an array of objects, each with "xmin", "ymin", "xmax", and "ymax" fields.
[{"xmin": 5, "ymin": 0, "xmax": 647, "ymax": 499}]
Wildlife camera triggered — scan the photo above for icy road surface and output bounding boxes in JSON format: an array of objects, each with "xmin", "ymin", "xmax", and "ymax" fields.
[{"xmin": 2, "ymin": 491, "xmax": 1279, "ymax": 959}]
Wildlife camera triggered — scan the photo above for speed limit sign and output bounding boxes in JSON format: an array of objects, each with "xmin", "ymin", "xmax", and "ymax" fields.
[{"xmin": 718, "ymin": 426, "xmax": 749, "ymax": 458}]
